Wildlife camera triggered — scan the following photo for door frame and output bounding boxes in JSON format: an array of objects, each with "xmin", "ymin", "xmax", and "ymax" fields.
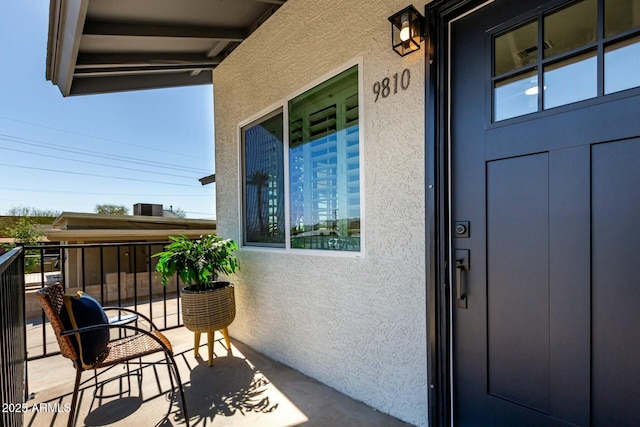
[{"xmin": 424, "ymin": 1, "xmax": 496, "ymax": 425}]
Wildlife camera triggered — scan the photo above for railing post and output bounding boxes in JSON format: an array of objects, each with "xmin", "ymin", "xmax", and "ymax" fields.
[
  {"xmin": 21, "ymin": 249, "xmax": 28, "ymax": 402},
  {"xmin": 0, "ymin": 247, "xmax": 27, "ymax": 427}
]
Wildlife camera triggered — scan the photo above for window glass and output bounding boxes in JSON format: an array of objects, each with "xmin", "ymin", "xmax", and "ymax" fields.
[
  {"xmin": 492, "ymin": 0, "xmax": 640, "ymax": 122},
  {"xmin": 242, "ymin": 112, "xmax": 286, "ymax": 247},
  {"xmin": 494, "ymin": 69, "xmax": 539, "ymax": 121},
  {"xmin": 605, "ymin": 0, "xmax": 640, "ymax": 37},
  {"xmin": 288, "ymin": 66, "xmax": 361, "ymax": 251},
  {"xmin": 544, "ymin": 50, "xmax": 597, "ymax": 109},
  {"xmin": 494, "ymin": 21, "xmax": 538, "ymax": 76},
  {"xmin": 544, "ymin": 0, "xmax": 597, "ymax": 58},
  {"xmin": 605, "ymin": 35, "xmax": 640, "ymax": 93}
]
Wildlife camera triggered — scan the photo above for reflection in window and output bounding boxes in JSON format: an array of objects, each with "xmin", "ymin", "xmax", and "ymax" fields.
[
  {"xmin": 494, "ymin": 21, "xmax": 538, "ymax": 76},
  {"xmin": 492, "ymin": 0, "xmax": 640, "ymax": 122},
  {"xmin": 605, "ymin": 35, "xmax": 640, "ymax": 93},
  {"xmin": 605, "ymin": 0, "xmax": 640, "ymax": 37},
  {"xmin": 289, "ymin": 66, "xmax": 360, "ymax": 251},
  {"xmin": 544, "ymin": 0, "xmax": 597, "ymax": 58},
  {"xmin": 544, "ymin": 51, "xmax": 597, "ymax": 109},
  {"xmin": 494, "ymin": 70, "xmax": 538, "ymax": 121},
  {"xmin": 242, "ymin": 112, "xmax": 286, "ymax": 247}
]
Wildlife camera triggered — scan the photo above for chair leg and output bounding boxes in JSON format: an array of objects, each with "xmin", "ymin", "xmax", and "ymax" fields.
[
  {"xmin": 166, "ymin": 361, "xmax": 175, "ymax": 393},
  {"xmin": 67, "ymin": 368, "xmax": 82, "ymax": 427},
  {"xmin": 165, "ymin": 352, "xmax": 189, "ymax": 426}
]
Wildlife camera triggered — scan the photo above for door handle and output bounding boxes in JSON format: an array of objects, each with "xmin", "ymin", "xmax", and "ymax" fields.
[{"xmin": 455, "ymin": 249, "xmax": 470, "ymax": 309}]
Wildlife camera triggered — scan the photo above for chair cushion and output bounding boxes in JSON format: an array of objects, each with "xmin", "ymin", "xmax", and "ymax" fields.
[{"xmin": 60, "ymin": 291, "xmax": 109, "ymax": 367}]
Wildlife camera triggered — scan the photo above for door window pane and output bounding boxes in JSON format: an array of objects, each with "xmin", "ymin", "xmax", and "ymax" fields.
[
  {"xmin": 605, "ymin": 0, "xmax": 640, "ymax": 37},
  {"xmin": 289, "ymin": 66, "xmax": 360, "ymax": 251},
  {"xmin": 544, "ymin": 51, "xmax": 597, "ymax": 109},
  {"xmin": 494, "ymin": 69, "xmax": 538, "ymax": 121},
  {"xmin": 494, "ymin": 21, "xmax": 538, "ymax": 76},
  {"xmin": 242, "ymin": 112, "xmax": 286, "ymax": 246},
  {"xmin": 605, "ymin": 35, "xmax": 640, "ymax": 93},
  {"xmin": 492, "ymin": 0, "xmax": 640, "ymax": 122},
  {"xmin": 544, "ymin": 0, "xmax": 597, "ymax": 58}
]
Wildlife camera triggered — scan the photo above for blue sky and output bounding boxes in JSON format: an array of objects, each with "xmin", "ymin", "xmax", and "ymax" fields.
[{"xmin": 0, "ymin": 2, "xmax": 216, "ymax": 218}]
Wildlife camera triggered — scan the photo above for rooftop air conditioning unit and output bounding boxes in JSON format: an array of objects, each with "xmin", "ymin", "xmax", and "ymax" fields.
[{"xmin": 133, "ymin": 203, "xmax": 163, "ymax": 216}]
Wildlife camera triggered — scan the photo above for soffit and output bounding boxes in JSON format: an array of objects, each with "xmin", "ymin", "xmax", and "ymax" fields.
[{"xmin": 46, "ymin": 0, "xmax": 286, "ymax": 96}]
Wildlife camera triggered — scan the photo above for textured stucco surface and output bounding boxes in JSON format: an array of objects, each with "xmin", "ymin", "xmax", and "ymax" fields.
[{"xmin": 212, "ymin": 1, "xmax": 429, "ymax": 425}]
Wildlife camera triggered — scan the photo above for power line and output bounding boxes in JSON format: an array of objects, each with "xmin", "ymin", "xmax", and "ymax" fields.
[
  {"xmin": 0, "ymin": 133, "xmax": 208, "ymax": 174},
  {"xmin": 0, "ymin": 133, "xmax": 210, "ymax": 174},
  {"xmin": 0, "ymin": 163, "xmax": 202, "ymax": 188},
  {"xmin": 0, "ymin": 145, "xmax": 201, "ymax": 180},
  {"xmin": 0, "ymin": 187, "xmax": 211, "ymax": 197},
  {"xmin": 0, "ymin": 115, "xmax": 213, "ymax": 163}
]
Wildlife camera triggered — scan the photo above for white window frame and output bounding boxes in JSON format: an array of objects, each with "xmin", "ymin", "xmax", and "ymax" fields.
[{"xmin": 237, "ymin": 58, "xmax": 365, "ymax": 257}]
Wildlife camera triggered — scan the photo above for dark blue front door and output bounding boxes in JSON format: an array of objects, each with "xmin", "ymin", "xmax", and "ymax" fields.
[{"xmin": 450, "ymin": 0, "xmax": 640, "ymax": 425}]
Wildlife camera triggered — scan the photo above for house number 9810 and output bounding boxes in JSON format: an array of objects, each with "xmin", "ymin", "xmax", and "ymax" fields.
[{"xmin": 373, "ymin": 69, "xmax": 410, "ymax": 102}]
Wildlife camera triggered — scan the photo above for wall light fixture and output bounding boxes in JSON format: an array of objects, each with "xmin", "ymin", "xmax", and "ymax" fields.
[{"xmin": 388, "ymin": 5, "xmax": 424, "ymax": 57}]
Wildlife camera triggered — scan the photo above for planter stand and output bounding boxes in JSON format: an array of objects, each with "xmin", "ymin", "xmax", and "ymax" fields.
[
  {"xmin": 181, "ymin": 283, "xmax": 235, "ymax": 367},
  {"xmin": 193, "ymin": 328, "xmax": 231, "ymax": 367}
]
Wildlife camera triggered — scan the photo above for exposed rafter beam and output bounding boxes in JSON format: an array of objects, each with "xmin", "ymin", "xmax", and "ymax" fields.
[
  {"xmin": 83, "ymin": 20, "xmax": 246, "ymax": 41},
  {"xmin": 69, "ymin": 71, "xmax": 212, "ymax": 96},
  {"xmin": 199, "ymin": 174, "xmax": 216, "ymax": 186},
  {"xmin": 76, "ymin": 53, "xmax": 223, "ymax": 69},
  {"xmin": 248, "ymin": 3, "xmax": 283, "ymax": 35},
  {"xmin": 74, "ymin": 65, "xmax": 213, "ymax": 78},
  {"xmin": 206, "ymin": 41, "xmax": 227, "ymax": 58}
]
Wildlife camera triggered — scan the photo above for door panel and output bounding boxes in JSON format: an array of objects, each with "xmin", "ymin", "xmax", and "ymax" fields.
[
  {"xmin": 548, "ymin": 146, "xmax": 590, "ymax": 425},
  {"xmin": 450, "ymin": 0, "xmax": 640, "ymax": 425},
  {"xmin": 592, "ymin": 138, "xmax": 640, "ymax": 426},
  {"xmin": 487, "ymin": 154, "xmax": 550, "ymax": 413}
]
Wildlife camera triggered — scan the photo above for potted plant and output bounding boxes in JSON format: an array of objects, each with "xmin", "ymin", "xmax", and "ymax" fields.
[{"xmin": 154, "ymin": 234, "xmax": 239, "ymax": 365}]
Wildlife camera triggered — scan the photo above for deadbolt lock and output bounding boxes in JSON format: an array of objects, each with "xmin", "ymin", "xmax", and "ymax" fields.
[{"xmin": 455, "ymin": 221, "xmax": 470, "ymax": 238}]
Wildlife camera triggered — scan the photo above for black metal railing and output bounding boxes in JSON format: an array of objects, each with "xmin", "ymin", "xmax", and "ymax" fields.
[
  {"xmin": 24, "ymin": 242, "xmax": 183, "ymax": 361},
  {"xmin": 1, "ymin": 247, "xmax": 27, "ymax": 427}
]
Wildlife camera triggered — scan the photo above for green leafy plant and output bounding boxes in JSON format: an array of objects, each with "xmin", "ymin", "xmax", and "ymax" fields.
[
  {"xmin": 3, "ymin": 217, "xmax": 45, "ymax": 273},
  {"xmin": 95, "ymin": 204, "xmax": 129, "ymax": 215},
  {"xmin": 153, "ymin": 234, "xmax": 239, "ymax": 292}
]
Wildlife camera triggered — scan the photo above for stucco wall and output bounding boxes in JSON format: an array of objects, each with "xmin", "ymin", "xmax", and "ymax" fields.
[{"xmin": 213, "ymin": 1, "xmax": 429, "ymax": 425}]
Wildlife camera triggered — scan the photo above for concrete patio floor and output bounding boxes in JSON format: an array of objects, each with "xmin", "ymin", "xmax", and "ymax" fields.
[{"xmin": 25, "ymin": 326, "xmax": 413, "ymax": 426}]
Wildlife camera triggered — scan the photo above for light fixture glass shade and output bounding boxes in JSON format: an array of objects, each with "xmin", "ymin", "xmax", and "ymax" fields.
[
  {"xmin": 389, "ymin": 5, "xmax": 424, "ymax": 56},
  {"xmin": 400, "ymin": 22, "xmax": 411, "ymax": 42}
]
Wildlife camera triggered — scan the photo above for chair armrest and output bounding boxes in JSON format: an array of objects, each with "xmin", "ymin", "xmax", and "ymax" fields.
[
  {"xmin": 102, "ymin": 306, "xmax": 160, "ymax": 330},
  {"xmin": 60, "ymin": 323, "xmax": 143, "ymax": 336},
  {"xmin": 107, "ymin": 313, "xmax": 138, "ymax": 326}
]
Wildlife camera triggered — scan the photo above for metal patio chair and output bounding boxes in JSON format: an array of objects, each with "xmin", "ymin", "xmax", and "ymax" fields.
[{"xmin": 36, "ymin": 282, "xmax": 189, "ymax": 427}]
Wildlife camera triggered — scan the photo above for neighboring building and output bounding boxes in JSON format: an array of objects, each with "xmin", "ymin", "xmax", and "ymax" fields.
[
  {"xmin": 43, "ymin": 209, "xmax": 216, "ymax": 303},
  {"xmin": 44, "ymin": 1, "xmax": 640, "ymax": 426},
  {"xmin": 46, "ymin": 209, "xmax": 215, "ymax": 244}
]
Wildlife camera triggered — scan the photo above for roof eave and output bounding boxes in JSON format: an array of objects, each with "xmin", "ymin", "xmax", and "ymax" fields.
[{"xmin": 46, "ymin": 0, "xmax": 89, "ymax": 97}]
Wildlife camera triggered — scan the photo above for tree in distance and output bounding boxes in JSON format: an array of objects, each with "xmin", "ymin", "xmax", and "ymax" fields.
[
  {"xmin": 7, "ymin": 206, "xmax": 60, "ymax": 217},
  {"xmin": 95, "ymin": 204, "xmax": 129, "ymax": 215},
  {"xmin": 171, "ymin": 207, "xmax": 187, "ymax": 218}
]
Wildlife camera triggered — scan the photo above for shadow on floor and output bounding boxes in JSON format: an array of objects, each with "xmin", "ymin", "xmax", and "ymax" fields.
[{"xmin": 26, "ymin": 329, "xmax": 412, "ymax": 426}]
